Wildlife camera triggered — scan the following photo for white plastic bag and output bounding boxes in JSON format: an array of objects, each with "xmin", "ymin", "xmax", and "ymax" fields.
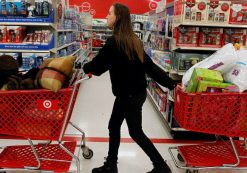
[
  {"xmin": 182, "ymin": 43, "xmax": 238, "ymax": 88},
  {"xmin": 223, "ymin": 50, "xmax": 247, "ymax": 92}
]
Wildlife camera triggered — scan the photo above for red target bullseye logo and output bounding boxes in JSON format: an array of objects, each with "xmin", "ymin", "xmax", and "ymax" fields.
[
  {"xmin": 82, "ymin": 2, "xmax": 91, "ymax": 12},
  {"xmin": 149, "ymin": 1, "xmax": 158, "ymax": 10},
  {"xmin": 43, "ymin": 100, "xmax": 52, "ymax": 109}
]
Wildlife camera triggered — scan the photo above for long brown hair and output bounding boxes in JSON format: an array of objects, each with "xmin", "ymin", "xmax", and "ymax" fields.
[{"xmin": 112, "ymin": 3, "xmax": 144, "ymax": 63}]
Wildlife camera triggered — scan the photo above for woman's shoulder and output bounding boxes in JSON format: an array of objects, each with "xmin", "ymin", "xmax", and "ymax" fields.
[{"xmin": 105, "ymin": 35, "xmax": 117, "ymax": 47}]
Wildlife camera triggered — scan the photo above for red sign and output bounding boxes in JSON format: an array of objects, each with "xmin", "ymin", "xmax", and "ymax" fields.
[{"xmin": 70, "ymin": 0, "xmax": 161, "ymax": 18}]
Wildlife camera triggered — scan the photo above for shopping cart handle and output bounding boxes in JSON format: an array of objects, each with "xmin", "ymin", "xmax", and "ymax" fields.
[{"xmin": 74, "ymin": 73, "xmax": 93, "ymax": 85}]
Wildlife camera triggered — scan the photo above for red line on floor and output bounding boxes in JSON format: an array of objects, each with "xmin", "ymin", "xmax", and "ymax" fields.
[
  {"xmin": 0, "ymin": 135, "xmax": 207, "ymax": 144},
  {"xmin": 63, "ymin": 136, "xmax": 207, "ymax": 144}
]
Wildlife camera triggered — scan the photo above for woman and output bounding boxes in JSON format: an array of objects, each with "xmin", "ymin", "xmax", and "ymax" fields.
[{"xmin": 83, "ymin": 3, "xmax": 176, "ymax": 173}]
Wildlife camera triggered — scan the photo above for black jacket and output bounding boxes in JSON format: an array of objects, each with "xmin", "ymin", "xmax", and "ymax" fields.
[{"xmin": 83, "ymin": 36, "xmax": 176, "ymax": 96}]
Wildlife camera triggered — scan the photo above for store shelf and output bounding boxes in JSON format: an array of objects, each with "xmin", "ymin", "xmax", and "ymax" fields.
[
  {"xmin": 0, "ymin": 11, "xmax": 54, "ymax": 26},
  {"xmin": 175, "ymin": 46, "xmax": 220, "ymax": 51},
  {"xmin": 175, "ymin": 22, "xmax": 247, "ymax": 28},
  {"xmin": 56, "ymin": 41, "xmax": 77, "ymax": 51},
  {"xmin": 57, "ymin": 29, "xmax": 77, "ymax": 32},
  {"xmin": 147, "ymin": 89, "xmax": 166, "ymax": 118},
  {"xmin": 169, "ymin": 69, "xmax": 185, "ymax": 76},
  {"xmin": 0, "ymin": 36, "xmax": 54, "ymax": 52},
  {"xmin": 0, "ymin": 49, "xmax": 50, "ymax": 53}
]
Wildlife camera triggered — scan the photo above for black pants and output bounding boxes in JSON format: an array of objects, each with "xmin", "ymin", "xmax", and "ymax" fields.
[{"xmin": 106, "ymin": 90, "xmax": 165, "ymax": 167}]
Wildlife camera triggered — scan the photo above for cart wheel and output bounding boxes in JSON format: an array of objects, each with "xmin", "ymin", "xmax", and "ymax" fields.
[
  {"xmin": 186, "ymin": 170, "xmax": 192, "ymax": 173},
  {"xmin": 82, "ymin": 148, "xmax": 93, "ymax": 159},
  {"xmin": 177, "ymin": 153, "xmax": 184, "ymax": 162}
]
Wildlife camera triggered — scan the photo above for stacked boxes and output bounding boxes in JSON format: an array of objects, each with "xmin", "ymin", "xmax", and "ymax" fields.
[
  {"xmin": 185, "ymin": 68, "xmax": 235, "ymax": 93},
  {"xmin": 175, "ymin": 26, "xmax": 199, "ymax": 47},
  {"xmin": 175, "ymin": 26, "xmax": 247, "ymax": 48},
  {"xmin": 222, "ymin": 28, "xmax": 246, "ymax": 47},
  {"xmin": 199, "ymin": 27, "xmax": 223, "ymax": 47},
  {"xmin": 174, "ymin": 0, "xmax": 207, "ymax": 24},
  {"xmin": 186, "ymin": 68, "xmax": 223, "ymax": 93},
  {"xmin": 229, "ymin": 3, "xmax": 247, "ymax": 25},
  {"xmin": 206, "ymin": 0, "xmax": 231, "ymax": 24},
  {"xmin": 174, "ymin": 0, "xmax": 247, "ymax": 25}
]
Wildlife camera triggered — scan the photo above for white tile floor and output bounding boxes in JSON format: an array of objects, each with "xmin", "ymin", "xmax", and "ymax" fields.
[{"xmin": 1, "ymin": 73, "xmax": 247, "ymax": 173}]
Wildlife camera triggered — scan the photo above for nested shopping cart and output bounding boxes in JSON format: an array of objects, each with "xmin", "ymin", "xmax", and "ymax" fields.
[
  {"xmin": 0, "ymin": 69, "xmax": 93, "ymax": 173},
  {"xmin": 169, "ymin": 85, "xmax": 247, "ymax": 173}
]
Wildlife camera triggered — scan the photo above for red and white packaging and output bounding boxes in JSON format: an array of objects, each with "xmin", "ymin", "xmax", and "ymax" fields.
[
  {"xmin": 7, "ymin": 26, "xmax": 26, "ymax": 43},
  {"xmin": 175, "ymin": 26, "xmax": 199, "ymax": 47},
  {"xmin": 174, "ymin": 0, "xmax": 207, "ymax": 24},
  {"xmin": 229, "ymin": 3, "xmax": 247, "ymax": 25},
  {"xmin": 199, "ymin": 27, "xmax": 223, "ymax": 47},
  {"xmin": 0, "ymin": 26, "xmax": 7, "ymax": 43},
  {"xmin": 222, "ymin": 28, "xmax": 247, "ymax": 47},
  {"xmin": 206, "ymin": 0, "xmax": 231, "ymax": 24}
]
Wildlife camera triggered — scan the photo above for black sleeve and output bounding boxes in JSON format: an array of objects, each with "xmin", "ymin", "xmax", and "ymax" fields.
[
  {"xmin": 144, "ymin": 53, "xmax": 177, "ymax": 90},
  {"xmin": 83, "ymin": 37, "xmax": 113, "ymax": 76}
]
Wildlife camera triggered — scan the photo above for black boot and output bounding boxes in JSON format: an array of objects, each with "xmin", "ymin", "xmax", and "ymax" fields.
[
  {"xmin": 147, "ymin": 163, "xmax": 171, "ymax": 173},
  {"xmin": 92, "ymin": 161, "xmax": 118, "ymax": 173}
]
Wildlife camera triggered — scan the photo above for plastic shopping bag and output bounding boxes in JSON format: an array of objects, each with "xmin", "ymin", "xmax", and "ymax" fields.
[
  {"xmin": 224, "ymin": 50, "xmax": 247, "ymax": 92},
  {"xmin": 182, "ymin": 43, "xmax": 238, "ymax": 88}
]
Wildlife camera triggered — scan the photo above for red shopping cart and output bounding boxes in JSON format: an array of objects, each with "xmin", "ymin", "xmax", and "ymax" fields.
[
  {"xmin": 169, "ymin": 85, "xmax": 247, "ymax": 173},
  {"xmin": 0, "ymin": 70, "xmax": 93, "ymax": 173}
]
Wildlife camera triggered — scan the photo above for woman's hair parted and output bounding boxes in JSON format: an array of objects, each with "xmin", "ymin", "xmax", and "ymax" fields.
[{"xmin": 112, "ymin": 3, "xmax": 144, "ymax": 63}]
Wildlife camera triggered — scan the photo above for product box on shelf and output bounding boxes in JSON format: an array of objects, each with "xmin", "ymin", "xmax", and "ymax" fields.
[
  {"xmin": 199, "ymin": 27, "xmax": 223, "ymax": 47},
  {"xmin": 175, "ymin": 26, "xmax": 199, "ymax": 47},
  {"xmin": 4, "ymin": 0, "xmax": 28, "ymax": 16},
  {"xmin": 171, "ymin": 52, "xmax": 209, "ymax": 72},
  {"xmin": 174, "ymin": 0, "xmax": 208, "ymax": 24},
  {"xmin": 222, "ymin": 28, "xmax": 247, "ymax": 47},
  {"xmin": 21, "ymin": 53, "xmax": 49, "ymax": 71},
  {"xmin": 229, "ymin": 3, "xmax": 247, "ymax": 25},
  {"xmin": 197, "ymin": 80, "xmax": 234, "ymax": 93},
  {"xmin": 206, "ymin": 0, "xmax": 230, "ymax": 24},
  {"xmin": 186, "ymin": 67, "xmax": 223, "ymax": 93},
  {"xmin": 21, "ymin": 53, "xmax": 36, "ymax": 70},
  {"xmin": 0, "ymin": 26, "xmax": 7, "ymax": 43},
  {"xmin": 7, "ymin": 26, "xmax": 26, "ymax": 43},
  {"xmin": 33, "ymin": 0, "xmax": 49, "ymax": 17},
  {"xmin": 0, "ymin": 0, "xmax": 7, "ymax": 16}
]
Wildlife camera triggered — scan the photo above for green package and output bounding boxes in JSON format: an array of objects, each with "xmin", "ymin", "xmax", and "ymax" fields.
[
  {"xmin": 197, "ymin": 80, "xmax": 234, "ymax": 93},
  {"xmin": 186, "ymin": 68, "xmax": 223, "ymax": 93}
]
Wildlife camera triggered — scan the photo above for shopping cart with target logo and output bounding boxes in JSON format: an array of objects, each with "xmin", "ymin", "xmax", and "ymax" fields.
[
  {"xmin": 0, "ymin": 70, "xmax": 93, "ymax": 173},
  {"xmin": 168, "ymin": 85, "xmax": 247, "ymax": 173}
]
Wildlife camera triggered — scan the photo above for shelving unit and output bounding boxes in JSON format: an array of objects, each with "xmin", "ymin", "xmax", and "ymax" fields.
[
  {"xmin": 143, "ymin": 0, "xmax": 247, "ymax": 139},
  {"xmin": 0, "ymin": 0, "xmax": 92, "ymax": 71}
]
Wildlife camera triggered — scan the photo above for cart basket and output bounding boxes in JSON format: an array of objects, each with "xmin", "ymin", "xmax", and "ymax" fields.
[
  {"xmin": 0, "ymin": 86, "xmax": 79, "ymax": 140},
  {"xmin": 174, "ymin": 85, "xmax": 247, "ymax": 138}
]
